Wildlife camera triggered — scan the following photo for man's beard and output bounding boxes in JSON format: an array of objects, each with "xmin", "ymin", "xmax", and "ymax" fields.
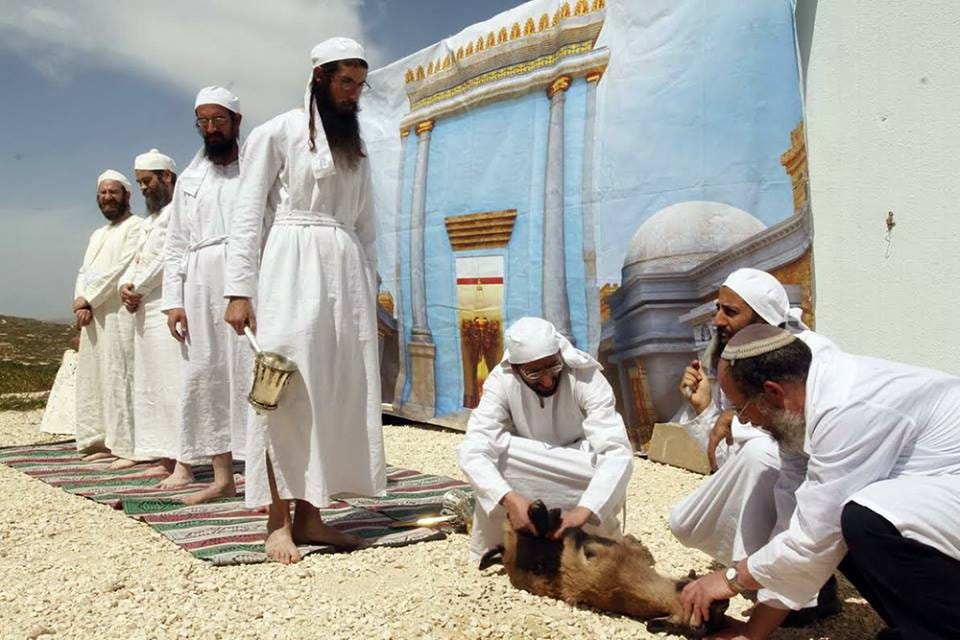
[
  {"xmin": 98, "ymin": 195, "xmax": 130, "ymax": 222},
  {"xmin": 144, "ymin": 185, "xmax": 173, "ymax": 214},
  {"xmin": 203, "ymin": 131, "xmax": 237, "ymax": 162},
  {"xmin": 764, "ymin": 407, "xmax": 806, "ymax": 453},
  {"xmin": 313, "ymin": 83, "xmax": 364, "ymax": 170}
]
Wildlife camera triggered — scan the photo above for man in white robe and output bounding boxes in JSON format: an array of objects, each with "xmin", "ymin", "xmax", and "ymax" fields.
[
  {"xmin": 458, "ymin": 317, "xmax": 634, "ymax": 563},
  {"xmin": 681, "ymin": 325, "xmax": 960, "ymax": 640},
  {"xmin": 223, "ymin": 38, "xmax": 385, "ymax": 564},
  {"xmin": 73, "ymin": 170, "xmax": 142, "ymax": 465},
  {"xmin": 669, "ymin": 268, "xmax": 839, "ymax": 624},
  {"xmin": 161, "ymin": 86, "xmax": 250, "ymax": 500},
  {"xmin": 119, "ymin": 148, "xmax": 184, "ymax": 475}
]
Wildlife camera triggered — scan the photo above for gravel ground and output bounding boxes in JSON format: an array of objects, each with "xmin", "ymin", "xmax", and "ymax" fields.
[{"xmin": 0, "ymin": 411, "xmax": 883, "ymax": 640}]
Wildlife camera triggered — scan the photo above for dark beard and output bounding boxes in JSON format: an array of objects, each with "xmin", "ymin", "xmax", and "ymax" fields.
[
  {"xmin": 312, "ymin": 84, "xmax": 365, "ymax": 170},
  {"xmin": 99, "ymin": 201, "xmax": 130, "ymax": 222},
  {"xmin": 203, "ymin": 133, "xmax": 237, "ymax": 162}
]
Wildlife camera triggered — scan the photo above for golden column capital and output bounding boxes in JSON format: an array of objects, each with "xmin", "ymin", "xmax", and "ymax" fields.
[
  {"xmin": 586, "ymin": 68, "xmax": 605, "ymax": 84},
  {"xmin": 400, "ymin": 127, "xmax": 410, "ymax": 138},
  {"xmin": 546, "ymin": 75, "xmax": 572, "ymax": 99},
  {"xmin": 415, "ymin": 119, "xmax": 435, "ymax": 136}
]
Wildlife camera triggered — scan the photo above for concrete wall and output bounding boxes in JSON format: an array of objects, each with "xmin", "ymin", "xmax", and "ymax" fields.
[{"xmin": 797, "ymin": 0, "xmax": 960, "ymax": 372}]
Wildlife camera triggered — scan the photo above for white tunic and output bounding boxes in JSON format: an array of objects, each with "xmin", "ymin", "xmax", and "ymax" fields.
[
  {"xmin": 162, "ymin": 152, "xmax": 250, "ymax": 462},
  {"xmin": 74, "ymin": 214, "xmax": 142, "ymax": 454},
  {"xmin": 457, "ymin": 361, "xmax": 634, "ymax": 557},
  {"xmin": 40, "ymin": 349, "xmax": 77, "ymax": 435},
  {"xmin": 747, "ymin": 349, "xmax": 960, "ymax": 608},
  {"xmin": 121, "ymin": 205, "xmax": 185, "ymax": 459},
  {"xmin": 224, "ymin": 109, "xmax": 385, "ymax": 509}
]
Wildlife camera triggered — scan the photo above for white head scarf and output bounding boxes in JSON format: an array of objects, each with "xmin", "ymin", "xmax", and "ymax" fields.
[
  {"xmin": 194, "ymin": 85, "xmax": 240, "ymax": 114},
  {"xmin": 721, "ymin": 268, "xmax": 809, "ymax": 331},
  {"xmin": 502, "ymin": 317, "xmax": 600, "ymax": 370},
  {"xmin": 134, "ymin": 148, "xmax": 176, "ymax": 172},
  {"xmin": 97, "ymin": 169, "xmax": 132, "ymax": 193}
]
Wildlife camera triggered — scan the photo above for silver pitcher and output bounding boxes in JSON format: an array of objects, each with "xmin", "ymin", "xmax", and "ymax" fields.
[{"xmin": 244, "ymin": 327, "xmax": 298, "ymax": 413}]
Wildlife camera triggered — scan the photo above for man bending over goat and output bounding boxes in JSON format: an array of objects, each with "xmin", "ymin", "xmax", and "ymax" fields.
[{"xmin": 458, "ymin": 317, "xmax": 634, "ymax": 562}]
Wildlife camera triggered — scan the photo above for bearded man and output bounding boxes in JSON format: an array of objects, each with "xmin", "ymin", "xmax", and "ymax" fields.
[
  {"xmin": 224, "ymin": 37, "xmax": 385, "ymax": 564},
  {"xmin": 161, "ymin": 86, "xmax": 249, "ymax": 501},
  {"xmin": 119, "ymin": 148, "xmax": 183, "ymax": 472},
  {"xmin": 74, "ymin": 170, "xmax": 142, "ymax": 464}
]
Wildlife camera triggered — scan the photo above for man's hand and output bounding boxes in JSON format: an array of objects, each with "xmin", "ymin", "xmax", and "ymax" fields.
[
  {"xmin": 166, "ymin": 307, "xmax": 189, "ymax": 343},
  {"xmin": 551, "ymin": 506, "xmax": 594, "ymax": 539},
  {"xmin": 681, "ymin": 570, "xmax": 736, "ymax": 629},
  {"xmin": 680, "ymin": 360, "xmax": 712, "ymax": 413},
  {"xmin": 500, "ymin": 491, "xmax": 535, "ymax": 534},
  {"xmin": 72, "ymin": 296, "xmax": 90, "ymax": 313},
  {"xmin": 74, "ymin": 308, "xmax": 92, "ymax": 328},
  {"xmin": 119, "ymin": 283, "xmax": 142, "ymax": 313},
  {"xmin": 707, "ymin": 410, "xmax": 735, "ymax": 472},
  {"xmin": 224, "ymin": 297, "xmax": 256, "ymax": 335}
]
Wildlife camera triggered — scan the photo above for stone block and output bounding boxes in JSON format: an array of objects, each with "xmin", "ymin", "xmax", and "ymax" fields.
[{"xmin": 647, "ymin": 422, "xmax": 710, "ymax": 475}]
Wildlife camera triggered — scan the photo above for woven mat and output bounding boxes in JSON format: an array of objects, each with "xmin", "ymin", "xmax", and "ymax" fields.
[{"xmin": 0, "ymin": 440, "xmax": 470, "ymax": 565}]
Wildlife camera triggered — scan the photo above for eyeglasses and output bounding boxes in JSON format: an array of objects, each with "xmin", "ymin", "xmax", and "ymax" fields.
[
  {"xmin": 334, "ymin": 76, "xmax": 372, "ymax": 93},
  {"xmin": 517, "ymin": 359, "xmax": 564, "ymax": 383},
  {"xmin": 731, "ymin": 396, "xmax": 756, "ymax": 420},
  {"xmin": 195, "ymin": 116, "xmax": 231, "ymax": 129}
]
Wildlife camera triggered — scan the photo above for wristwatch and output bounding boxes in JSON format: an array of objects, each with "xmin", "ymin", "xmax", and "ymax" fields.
[{"xmin": 724, "ymin": 566, "xmax": 747, "ymax": 594}]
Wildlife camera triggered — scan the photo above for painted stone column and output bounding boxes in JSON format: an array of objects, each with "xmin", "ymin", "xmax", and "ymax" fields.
[
  {"xmin": 392, "ymin": 127, "xmax": 411, "ymax": 412},
  {"xmin": 542, "ymin": 75, "xmax": 574, "ymax": 342},
  {"xmin": 581, "ymin": 69, "xmax": 604, "ymax": 355},
  {"xmin": 406, "ymin": 119, "xmax": 436, "ymax": 418}
]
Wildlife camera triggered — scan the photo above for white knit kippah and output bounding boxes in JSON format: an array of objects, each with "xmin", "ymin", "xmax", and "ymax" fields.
[{"xmin": 721, "ymin": 324, "xmax": 796, "ymax": 362}]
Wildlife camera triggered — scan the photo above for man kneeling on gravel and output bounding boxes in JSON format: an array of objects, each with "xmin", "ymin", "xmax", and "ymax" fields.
[{"xmin": 458, "ymin": 317, "xmax": 634, "ymax": 562}]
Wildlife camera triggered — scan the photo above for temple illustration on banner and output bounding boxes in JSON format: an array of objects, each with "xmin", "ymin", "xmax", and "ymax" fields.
[{"xmin": 369, "ymin": 0, "xmax": 811, "ymax": 444}]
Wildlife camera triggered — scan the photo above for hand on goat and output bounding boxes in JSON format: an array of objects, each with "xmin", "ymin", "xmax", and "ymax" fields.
[
  {"xmin": 501, "ymin": 491, "xmax": 536, "ymax": 534},
  {"xmin": 551, "ymin": 506, "xmax": 594, "ymax": 539},
  {"xmin": 681, "ymin": 570, "xmax": 735, "ymax": 629}
]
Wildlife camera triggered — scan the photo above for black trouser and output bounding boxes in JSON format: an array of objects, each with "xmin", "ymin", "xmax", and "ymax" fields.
[{"xmin": 840, "ymin": 501, "xmax": 960, "ymax": 640}]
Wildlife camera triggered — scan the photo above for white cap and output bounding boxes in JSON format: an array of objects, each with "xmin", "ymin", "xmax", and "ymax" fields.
[
  {"xmin": 97, "ymin": 169, "xmax": 132, "ymax": 193},
  {"xmin": 721, "ymin": 268, "xmax": 808, "ymax": 330},
  {"xmin": 134, "ymin": 148, "xmax": 176, "ymax": 172},
  {"xmin": 195, "ymin": 85, "xmax": 240, "ymax": 114},
  {"xmin": 502, "ymin": 317, "xmax": 601, "ymax": 370},
  {"xmin": 310, "ymin": 37, "xmax": 366, "ymax": 68}
]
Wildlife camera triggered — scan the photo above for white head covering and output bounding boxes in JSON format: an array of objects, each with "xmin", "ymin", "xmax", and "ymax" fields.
[
  {"xmin": 194, "ymin": 85, "xmax": 240, "ymax": 114},
  {"xmin": 502, "ymin": 317, "xmax": 600, "ymax": 370},
  {"xmin": 97, "ymin": 169, "xmax": 132, "ymax": 193},
  {"xmin": 310, "ymin": 37, "xmax": 366, "ymax": 68},
  {"xmin": 134, "ymin": 148, "xmax": 176, "ymax": 172},
  {"xmin": 721, "ymin": 268, "xmax": 809, "ymax": 331}
]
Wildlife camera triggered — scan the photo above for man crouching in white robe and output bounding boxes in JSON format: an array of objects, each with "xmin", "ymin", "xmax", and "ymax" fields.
[
  {"xmin": 681, "ymin": 325, "xmax": 960, "ymax": 640},
  {"xmin": 458, "ymin": 317, "xmax": 634, "ymax": 563},
  {"xmin": 224, "ymin": 37, "xmax": 386, "ymax": 564},
  {"xmin": 74, "ymin": 170, "xmax": 142, "ymax": 466}
]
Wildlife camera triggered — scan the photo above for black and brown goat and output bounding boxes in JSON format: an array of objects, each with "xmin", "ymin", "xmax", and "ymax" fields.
[{"xmin": 479, "ymin": 500, "xmax": 727, "ymax": 637}]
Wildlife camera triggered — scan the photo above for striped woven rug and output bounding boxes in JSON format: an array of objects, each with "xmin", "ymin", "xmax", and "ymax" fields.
[{"xmin": 0, "ymin": 440, "xmax": 470, "ymax": 565}]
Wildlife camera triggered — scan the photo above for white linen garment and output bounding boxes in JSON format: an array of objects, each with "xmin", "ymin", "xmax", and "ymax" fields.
[
  {"xmin": 74, "ymin": 215, "xmax": 142, "ymax": 454},
  {"xmin": 224, "ymin": 109, "xmax": 385, "ymax": 510},
  {"xmin": 162, "ymin": 153, "xmax": 250, "ymax": 462},
  {"xmin": 121, "ymin": 205, "xmax": 186, "ymax": 459},
  {"xmin": 40, "ymin": 349, "xmax": 78, "ymax": 435},
  {"xmin": 457, "ymin": 359, "xmax": 634, "ymax": 560},
  {"xmin": 747, "ymin": 350, "xmax": 960, "ymax": 609}
]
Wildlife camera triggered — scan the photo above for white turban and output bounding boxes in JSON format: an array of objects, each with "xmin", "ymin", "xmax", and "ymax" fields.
[
  {"xmin": 310, "ymin": 37, "xmax": 366, "ymax": 68},
  {"xmin": 721, "ymin": 268, "xmax": 808, "ymax": 331},
  {"xmin": 134, "ymin": 148, "xmax": 176, "ymax": 172},
  {"xmin": 195, "ymin": 85, "xmax": 240, "ymax": 114},
  {"xmin": 97, "ymin": 169, "xmax": 132, "ymax": 193},
  {"xmin": 502, "ymin": 317, "xmax": 600, "ymax": 370}
]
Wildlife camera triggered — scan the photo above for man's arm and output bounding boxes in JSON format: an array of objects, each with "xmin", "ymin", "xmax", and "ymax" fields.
[
  {"xmin": 354, "ymin": 157, "xmax": 378, "ymax": 296},
  {"xmin": 131, "ymin": 214, "xmax": 171, "ymax": 296},
  {"xmin": 81, "ymin": 219, "xmax": 142, "ymax": 309},
  {"xmin": 161, "ymin": 187, "xmax": 188, "ymax": 312}
]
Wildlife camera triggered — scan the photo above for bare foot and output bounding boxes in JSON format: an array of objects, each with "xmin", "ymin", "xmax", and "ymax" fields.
[
  {"xmin": 157, "ymin": 462, "xmax": 195, "ymax": 489},
  {"xmin": 82, "ymin": 452, "xmax": 115, "ymax": 462},
  {"xmin": 180, "ymin": 481, "xmax": 236, "ymax": 506},
  {"xmin": 107, "ymin": 458, "xmax": 139, "ymax": 471},
  {"xmin": 266, "ymin": 520, "xmax": 300, "ymax": 564},
  {"xmin": 292, "ymin": 502, "xmax": 369, "ymax": 549}
]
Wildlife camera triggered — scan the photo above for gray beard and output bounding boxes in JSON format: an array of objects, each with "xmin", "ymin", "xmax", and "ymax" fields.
[
  {"xmin": 144, "ymin": 189, "xmax": 172, "ymax": 214},
  {"xmin": 764, "ymin": 408, "xmax": 806, "ymax": 453}
]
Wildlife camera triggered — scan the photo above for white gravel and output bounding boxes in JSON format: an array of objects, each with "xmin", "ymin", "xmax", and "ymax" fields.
[{"xmin": 0, "ymin": 411, "xmax": 883, "ymax": 639}]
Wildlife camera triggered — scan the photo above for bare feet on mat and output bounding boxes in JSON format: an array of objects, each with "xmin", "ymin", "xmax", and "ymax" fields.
[
  {"xmin": 266, "ymin": 511, "xmax": 300, "ymax": 565},
  {"xmin": 157, "ymin": 462, "xmax": 195, "ymax": 489},
  {"xmin": 291, "ymin": 503, "xmax": 370, "ymax": 549},
  {"xmin": 82, "ymin": 451, "xmax": 115, "ymax": 462},
  {"xmin": 107, "ymin": 457, "xmax": 139, "ymax": 471},
  {"xmin": 180, "ymin": 480, "xmax": 236, "ymax": 505}
]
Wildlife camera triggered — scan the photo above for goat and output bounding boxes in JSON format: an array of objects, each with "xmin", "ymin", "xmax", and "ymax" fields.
[{"xmin": 479, "ymin": 500, "xmax": 727, "ymax": 637}]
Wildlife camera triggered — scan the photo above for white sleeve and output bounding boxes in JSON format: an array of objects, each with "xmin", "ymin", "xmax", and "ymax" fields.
[
  {"xmin": 81, "ymin": 221, "xmax": 141, "ymax": 309},
  {"xmin": 161, "ymin": 189, "xmax": 188, "ymax": 311},
  {"xmin": 132, "ymin": 220, "xmax": 168, "ymax": 295},
  {"xmin": 354, "ymin": 157, "xmax": 378, "ymax": 294},
  {"xmin": 457, "ymin": 370, "xmax": 514, "ymax": 515},
  {"xmin": 574, "ymin": 370, "xmax": 634, "ymax": 523}
]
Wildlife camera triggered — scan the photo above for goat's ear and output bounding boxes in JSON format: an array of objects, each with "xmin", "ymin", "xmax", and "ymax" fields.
[{"xmin": 478, "ymin": 545, "xmax": 505, "ymax": 570}]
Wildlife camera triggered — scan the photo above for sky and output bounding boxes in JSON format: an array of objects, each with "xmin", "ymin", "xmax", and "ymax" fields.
[{"xmin": 0, "ymin": 0, "xmax": 519, "ymax": 320}]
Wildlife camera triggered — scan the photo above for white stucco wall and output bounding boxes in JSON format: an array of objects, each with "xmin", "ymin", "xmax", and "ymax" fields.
[{"xmin": 798, "ymin": 0, "xmax": 960, "ymax": 372}]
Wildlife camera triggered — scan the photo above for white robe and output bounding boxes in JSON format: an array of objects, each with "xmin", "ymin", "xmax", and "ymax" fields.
[
  {"xmin": 162, "ymin": 153, "xmax": 250, "ymax": 462},
  {"xmin": 224, "ymin": 109, "xmax": 385, "ymax": 510},
  {"xmin": 121, "ymin": 205, "xmax": 185, "ymax": 459},
  {"xmin": 457, "ymin": 361, "xmax": 634, "ymax": 560},
  {"xmin": 74, "ymin": 214, "xmax": 142, "ymax": 454},
  {"xmin": 747, "ymin": 349, "xmax": 960, "ymax": 609},
  {"xmin": 40, "ymin": 349, "xmax": 77, "ymax": 435}
]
